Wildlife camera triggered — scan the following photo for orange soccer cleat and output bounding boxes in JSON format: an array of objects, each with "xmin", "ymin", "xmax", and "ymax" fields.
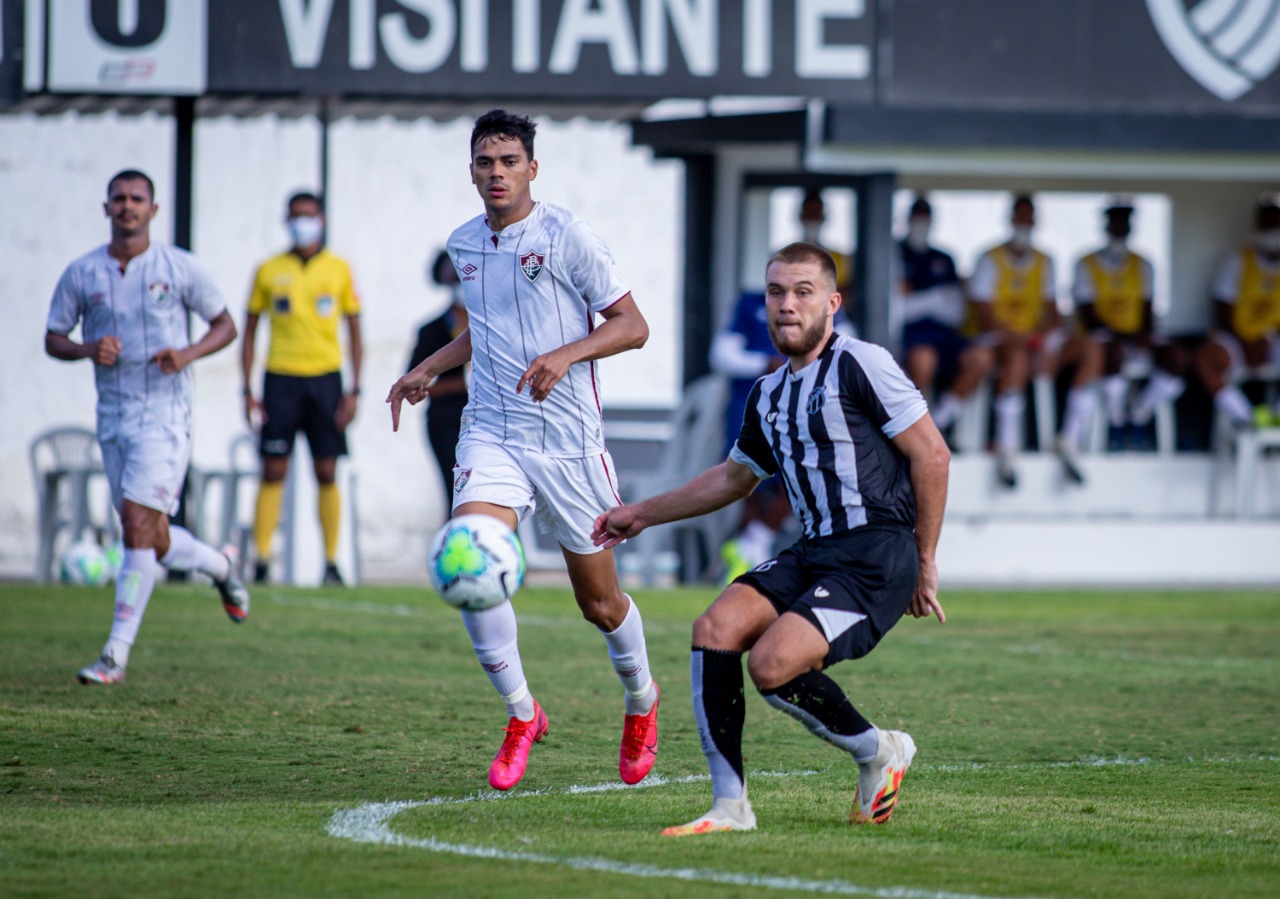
[{"xmin": 851, "ymin": 729, "xmax": 917, "ymax": 825}]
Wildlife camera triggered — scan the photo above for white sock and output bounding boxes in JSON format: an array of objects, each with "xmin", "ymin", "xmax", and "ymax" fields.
[
  {"xmin": 103, "ymin": 548, "xmax": 158, "ymax": 668},
  {"xmin": 602, "ymin": 596, "xmax": 656, "ymax": 715},
  {"xmin": 994, "ymin": 391, "xmax": 1025, "ymax": 454},
  {"xmin": 1059, "ymin": 387, "xmax": 1098, "ymax": 451},
  {"xmin": 1102, "ymin": 375, "xmax": 1129, "ymax": 427},
  {"xmin": 1132, "ymin": 372, "xmax": 1185, "ymax": 425},
  {"xmin": 462, "ymin": 601, "xmax": 535, "ymax": 720},
  {"xmin": 159, "ymin": 526, "xmax": 230, "ymax": 581},
  {"xmin": 1214, "ymin": 386, "xmax": 1253, "ymax": 425},
  {"xmin": 931, "ymin": 391, "xmax": 961, "ymax": 430}
]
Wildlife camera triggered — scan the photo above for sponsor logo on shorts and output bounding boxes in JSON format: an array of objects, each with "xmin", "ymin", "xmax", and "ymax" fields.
[
  {"xmin": 814, "ymin": 585, "xmax": 830, "ymax": 599},
  {"xmin": 807, "ymin": 385, "xmax": 827, "ymax": 415},
  {"xmin": 519, "ymin": 252, "xmax": 545, "ymax": 282},
  {"xmin": 454, "ymin": 467, "xmax": 472, "ymax": 494},
  {"xmin": 263, "ymin": 438, "xmax": 290, "ymax": 455},
  {"xmin": 147, "ymin": 281, "xmax": 170, "ymax": 305}
]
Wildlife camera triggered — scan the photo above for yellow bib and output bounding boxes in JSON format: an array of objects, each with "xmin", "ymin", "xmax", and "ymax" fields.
[
  {"xmin": 992, "ymin": 248, "xmax": 1047, "ymax": 335},
  {"xmin": 1231, "ymin": 248, "xmax": 1280, "ymax": 342},
  {"xmin": 1083, "ymin": 252, "xmax": 1145, "ymax": 335},
  {"xmin": 247, "ymin": 249, "xmax": 361, "ymax": 376}
]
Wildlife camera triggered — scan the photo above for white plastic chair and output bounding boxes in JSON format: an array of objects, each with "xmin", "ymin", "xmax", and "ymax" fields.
[{"xmin": 30, "ymin": 426, "xmax": 112, "ymax": 583}]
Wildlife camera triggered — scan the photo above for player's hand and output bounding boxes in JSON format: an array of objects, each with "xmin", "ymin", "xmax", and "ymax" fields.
[
  {"xmin": 591, "ymin": 504, "xmax": 646, "ymax": 549},
  {"xmin": 151, "ymin": 347, "xmax": 191, "ymax": 374},
  {"xmin": 909, "ymin": 556, "xmax": 946, "ymax": 623},
  {"xmin": 90, "ymin": 335, "xmax": 121, "ymax": 366},
  {"xmin": 335, "ymin": 392, "xmax": 358, "ymax": 430},
  {"xmin": 517, "ymin": 348, "xmax": 573, "ymax": 403},
  {"xmin": 386, "ymin": 369, "xmax": 434, "ymax": 432},
  {"xmin": 243, "ymin": 393, "xmax": 266, "ymax": 430}
]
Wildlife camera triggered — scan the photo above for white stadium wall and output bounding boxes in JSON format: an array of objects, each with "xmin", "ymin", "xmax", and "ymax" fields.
[{"xmin": 0, "ymin": 111, "xmax": 683, "ymax": 581}]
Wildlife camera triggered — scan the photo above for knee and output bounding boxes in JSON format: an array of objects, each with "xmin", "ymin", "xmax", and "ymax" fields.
[
  {"xmin": 261, "ymin": 457, "xmax": 288, "ymax": 483},
  {"xmin": 314, "ymin": 460, "xmax": 338, "ymax": 485},
  {"xmin": 121, "ymin": 509, "xmax": 160, "ymax": 549},
  {"xmin": 578, "ymin": 590, "xmax": 627, "ymax": 631},
  {"xmin": 692, "ymin": 608, "xmax": 744, "ymax": 652},
  {"xmin": 745, "ymin": 648, "xmax": 791, "ymax": 692}
]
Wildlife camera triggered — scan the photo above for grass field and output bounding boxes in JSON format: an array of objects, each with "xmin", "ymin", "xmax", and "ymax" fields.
[{"xmin": 1, "ymin": 581, "xmax": 1277, "ymax": 898}]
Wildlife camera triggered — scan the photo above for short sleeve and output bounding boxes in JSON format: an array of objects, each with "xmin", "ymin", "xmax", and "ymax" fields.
[
  {"xmin": 1139, "ymin": 257, "xmax": 1155, "ymax": 297},
  {"xmin": 562, "ymin": 218, "xmax": 630, "ymax": 315},
  {"xmin": 182, "ymin": 253, "xmax": 227, "ymax": 323},
  {"xmin": 46, "ymin": 265, "xmax": 82, "ymax": 336},
  {"xmin": 1072, "ymin": 258, "xmax": 1094, "ymax": 304},
  {"xmin": 339, "ymin": 259, "xmax": 362, "ymax": 315},
  {"xmin": 1211, "ymin": 253, "xmax": 1242, "ymax": 303},
  {"xmin": 841, "ymin": 343, "xmax": 929, "ymax": 439},
  {"xmin": 968, "ymin": 251, "xmax": 996, "ymax": 302},
  {"xmin": 728, "ymin": 379, "xmax": 778, "ymax": 479},
  {"xmin": 1040, "ymin": 255, "xmax": 1057, "ymax": 299},
  {"xmin": 246, "ymin": 263, "xmax": 270, "ymax": 315}
]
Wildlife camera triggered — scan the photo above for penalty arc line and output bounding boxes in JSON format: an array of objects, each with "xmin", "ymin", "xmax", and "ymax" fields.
[{"xmin": 326, "ymin": 771, "xmax": 1044, "ymax": 899}]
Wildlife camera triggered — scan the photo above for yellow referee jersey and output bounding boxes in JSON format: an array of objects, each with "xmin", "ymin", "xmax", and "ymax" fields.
[
  {"xmin": 1082, "ymin": 251, "xmax": 1146, "ymax": 335},
  {"xmin": 248, "ymin": 249, "xmax": 360, "ymax": 376},
  {"xmin": 1231, "ymin": 248, "xmax": 1280, "ymax": 342}
]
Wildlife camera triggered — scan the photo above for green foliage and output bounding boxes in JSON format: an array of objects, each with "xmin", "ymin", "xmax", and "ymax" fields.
[{"xmin": 1, "ymin": 584, "xmax": 1277, "ymax": 898}]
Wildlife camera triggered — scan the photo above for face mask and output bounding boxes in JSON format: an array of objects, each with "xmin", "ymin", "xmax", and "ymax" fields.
[
  {"xmin": 1255, "ymin": 229, "xmax": 1280, "ymax": 254},
  {"xmin": 287, "ymin": 216, "xmax": 324, "ymax": 248},
  {"xmin": 1009, "ymin": 225, "xmax": 1033, "ymax": 249},
  {"xmin": 906, "ymin": 220, "xmax": 930, "ymax": 252},
  {"xmin": 1106, "ymin": 237, "xmax": 1128, "ymax": 255}
]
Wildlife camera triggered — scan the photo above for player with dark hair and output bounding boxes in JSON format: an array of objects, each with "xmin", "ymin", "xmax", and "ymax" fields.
[
  {"xmin": 46, "ymin": 169, "xmax": 250, "ymax": 685},
  {"xmin": 594, "ymin": 241, "xmax": 950, "ymax": 834},
  {"xmin": 242, "ymin": 190, "xmax": 363, "ymax": 586},
  {"xmin": 387, "ymin": 108, "xmax": 661, "ymax": 792}
]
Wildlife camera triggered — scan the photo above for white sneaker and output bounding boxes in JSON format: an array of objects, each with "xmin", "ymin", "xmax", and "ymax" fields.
[
  {"xmin": 77, "ymin": 653, "xmax": 125, "ymax": 686},
  {"xmin": 996, "ymin": 452, "xmax": 1018, "ymax": 490},
  {"xmin": 1055, "ymin": 438, "xmax": 1086, "ymax": 486},
  {"xmin": 852, "ymin": 729, "xmax": 916, "ymax": 825},
  {"xmin": 661, "ymin": 791, "xmax": 757, "ymax": 836}
]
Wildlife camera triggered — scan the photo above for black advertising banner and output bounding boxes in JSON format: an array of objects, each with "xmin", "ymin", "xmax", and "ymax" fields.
[
  {"xmin": 886, "ymin": 0, "xmax": 1280, "ymax": 113},
  {"xmin": 206, "ymin": 0, "xmax": 876, "ymax": 102}
]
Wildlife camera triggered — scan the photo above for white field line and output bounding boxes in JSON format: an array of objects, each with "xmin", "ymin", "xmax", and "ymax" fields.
[{"xmin": 327, "ymin": 773, "xmax": 1032, "ymax": 899}]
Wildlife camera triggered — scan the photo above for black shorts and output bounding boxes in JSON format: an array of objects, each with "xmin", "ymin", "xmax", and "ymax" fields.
[
  {"xmin": 260, "ymin": 371, "xmax": 348, "ymax": 459},
  {"xmin": 736, "ymin": 524, "xmax": 918, "ymax": 669}
]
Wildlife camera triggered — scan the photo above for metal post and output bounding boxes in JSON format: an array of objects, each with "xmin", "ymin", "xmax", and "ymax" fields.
[
  {"xmin": 854, "ymin": 173, "xmax": 896, "ymax": 348},
  {"xmin": 169, "ymin": 95, "xmax": 196, "ymax": 580},
  {"xmin": 681, "ymin": 154, "xmax": 715, "ymax": 385}
]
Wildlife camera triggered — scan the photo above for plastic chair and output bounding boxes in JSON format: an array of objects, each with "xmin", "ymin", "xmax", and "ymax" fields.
[
  {"xmin": 187, "ymin": 433, "xmax": 261, "ymax": 575},
  {"xmin": 30, "ymin": 426, "xmax": 110, "ymax": 583}
]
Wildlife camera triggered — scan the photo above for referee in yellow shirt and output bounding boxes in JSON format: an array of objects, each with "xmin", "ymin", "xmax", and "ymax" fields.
[{"xmin": 241, "ymin": 192, "xmax": 363, "ymax": 585}]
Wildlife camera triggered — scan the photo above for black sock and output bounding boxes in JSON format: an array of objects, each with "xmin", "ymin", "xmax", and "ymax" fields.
[
  {"xmin": 692, "ymin": 646, "xmax": 747, "ymax": 798},
  {"xmin": 759, "ymin": 670, "xmax": 877, "ymax": 760}
]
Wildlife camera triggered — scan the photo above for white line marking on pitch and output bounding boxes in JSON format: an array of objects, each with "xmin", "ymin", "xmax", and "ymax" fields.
[{"xmin": 326, "ymin": 771, "xmax": 1039, "ymax": 899}]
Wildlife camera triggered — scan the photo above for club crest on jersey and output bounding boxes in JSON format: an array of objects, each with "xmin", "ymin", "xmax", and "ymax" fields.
[
  {"xmin": 807, "ymin": 385, "xmax": 828, "ymax": 415},
  {"xmin": 453, "ymin": 467, "xmax": 472, "ymax": 494},
  {"xmin": 519, "ymin": 252, "xmax": 545, "ymax": 282},
  {"xmin": 147, "ymin": 281, "xmax": 170, "ymax": 305}
]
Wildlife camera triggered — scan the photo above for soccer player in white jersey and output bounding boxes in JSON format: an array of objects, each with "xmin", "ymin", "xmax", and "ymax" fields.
[
  {"xmin": 594, "ymin": 243, "xmax": 950, "ymax": 834},
  {"xmin": 45, "ymin": 169, "xmax": 250, "ymax": 686},
  {"xmin": 387, "ymin": 110, "xmax": 660, "ymax": 791}
]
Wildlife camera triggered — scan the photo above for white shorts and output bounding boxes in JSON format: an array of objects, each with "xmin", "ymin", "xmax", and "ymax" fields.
[
  {"xmin": 100, "ymin": 426, "xmax": 191, "ymax": 515},
  {"xmin": 451, "ymin": 436, "xmax": 623, "ymax": 554},
  {"xmin": 1211, "ymin": 331, "xmax": 1280, "ymax": 380}
]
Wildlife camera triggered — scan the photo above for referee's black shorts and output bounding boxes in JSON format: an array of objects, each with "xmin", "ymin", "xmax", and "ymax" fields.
[
  {"xmin": 735, "ymin": 523, "xmax": 918, "ymax": 669},
  {"xmin": 260, "ymin": 371, "xmax": 348, "ymax": 460}
]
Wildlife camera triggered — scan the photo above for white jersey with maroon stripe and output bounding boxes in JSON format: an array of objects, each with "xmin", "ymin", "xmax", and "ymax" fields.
[
  {"xmin": 46, "ymin": 242, "xmax": 226, "ymax": 442},
  {"xmin": 447, "ymin": 202, "xmax": 630, "ymax": 457}
]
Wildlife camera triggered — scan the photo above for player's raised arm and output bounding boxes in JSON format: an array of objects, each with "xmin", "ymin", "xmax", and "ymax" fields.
[
  {"xmin": 387, "ymin": 327, "xmax": 472, "ymax": 431},
  {"xmin": 592, "ymin": 458, "xmax": 760, "ymax": 548}
]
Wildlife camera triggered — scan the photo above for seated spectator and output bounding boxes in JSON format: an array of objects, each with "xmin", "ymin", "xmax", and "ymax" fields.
[
  {"xmin": 969, "ymin": 194, "xmax": 1101, "ymax": 487},
  {"xmin": 896, "ymin": 195, "xmax": 993, "ymax": 438},
  {"xmin": 1073, "ymin": 198, "xmax": 1187, "ymax": 451},
  {"xmin": 1194, "ymin": 193, "xmax": 1280, "ymax": 430},
  {"xmin": 800, "ymin": 188, "xmax": 858, "ymax": 337}
]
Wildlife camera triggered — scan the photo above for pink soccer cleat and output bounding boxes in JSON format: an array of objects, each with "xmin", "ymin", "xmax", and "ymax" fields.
[
  {"xmin": 619, "ymin": 681, "xmax": 660, "ymax": 785},
  {"xmin": 488, "ymin": 702, "xmax": 548, "ymax": 791}
]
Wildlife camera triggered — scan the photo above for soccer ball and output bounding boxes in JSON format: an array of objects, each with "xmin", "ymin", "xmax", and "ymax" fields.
[
  {"xmin": 59, "ymin": 540, "xmax": 111, "ymax": 587},
  {"xmin": 427, "ymin": 514, "xmax": 526, "ymax": 611}
]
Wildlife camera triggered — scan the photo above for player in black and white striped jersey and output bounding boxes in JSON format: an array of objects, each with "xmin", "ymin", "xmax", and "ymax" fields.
[{"xmin": 593, "ymin": 242, "xmax": 950, "ymax": 834}]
